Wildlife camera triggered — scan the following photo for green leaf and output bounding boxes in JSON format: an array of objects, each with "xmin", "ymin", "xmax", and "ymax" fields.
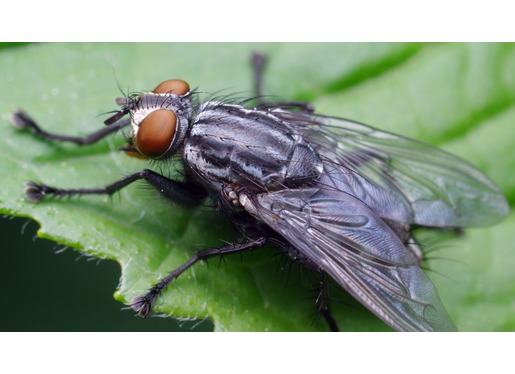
[{"xmin": 1, "ymin": 43, "xmax": 513, "ymax": 331}]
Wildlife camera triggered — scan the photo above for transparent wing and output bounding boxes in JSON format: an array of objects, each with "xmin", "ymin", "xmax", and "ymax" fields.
[
  {"xmin": 273, "ymin": 110, "xmax": 509, "ymax": 227},
  {"xmin": 240, "ymin": 186, "xmax": 458, "ymax": 332}
]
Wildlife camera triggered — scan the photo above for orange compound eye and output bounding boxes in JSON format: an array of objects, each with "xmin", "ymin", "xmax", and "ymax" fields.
[
  {"xmin": 136, "ymin": 110, "xmax": 177, "ymax": 159},
  {"xmin": 153, "ymin": 79, "xmax": 190, "ymax": 95}
]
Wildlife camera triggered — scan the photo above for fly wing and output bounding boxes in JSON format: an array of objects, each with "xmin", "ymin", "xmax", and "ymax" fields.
[
  {"xmin": 273, "ymin": 110, "xmax": 509, "ymax": 228},
  {"xmin": 240, "ymin": 186, "xmax": 458, "ymax": 332}
]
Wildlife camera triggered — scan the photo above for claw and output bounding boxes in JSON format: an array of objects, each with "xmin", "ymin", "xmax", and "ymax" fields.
[{"xmin": 24, "ymin": 181, "xmax": 45, "ymax": 202}]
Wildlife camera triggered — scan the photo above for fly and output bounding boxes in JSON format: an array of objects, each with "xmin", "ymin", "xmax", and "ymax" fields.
[{"xmin": 12, "ymin": 53, "xmax": 509, "ymax": 332}]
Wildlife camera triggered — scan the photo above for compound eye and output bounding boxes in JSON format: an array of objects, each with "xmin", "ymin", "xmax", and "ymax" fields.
[
  {"xmin": 136, "ymin": 110, "xmax": 177, "ymax": 158},
  {"xmin": 153, "ymin": 79, "xmax": 190, "ymax": 95}
]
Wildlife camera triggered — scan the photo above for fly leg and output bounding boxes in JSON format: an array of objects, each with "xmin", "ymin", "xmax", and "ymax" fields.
[
  {"xmin": 25, "ymin": 169, "xmax": 207, "ymax": 206},
  {"xmin": 12, "ymin": 109, "xmax": 130, "ymax": 145},
  {"xmin": 131, "ymin": 236, "xmax": 268, "ymax": 317},
  {"xmin": 315, "ymin": 275, "xmax": 340, "ymax": 332},
  {"xmin": 251, "ymin": 52, "xmax": 314, "ymax": 112},
  {"xmin": 251, "ymin": 53, "xmax": 266, "ymax": 102},
  {"xmin": 273, "ymin": 239, "xmax": 340, "ymax": 332}
]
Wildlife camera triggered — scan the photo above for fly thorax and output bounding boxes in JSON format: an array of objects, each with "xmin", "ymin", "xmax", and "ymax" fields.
[{"xmin": 184, "ymin": 103, "xmax": 323, "ymax": 190}]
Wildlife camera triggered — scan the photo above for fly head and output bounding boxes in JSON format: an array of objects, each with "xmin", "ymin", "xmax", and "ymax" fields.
[{"xmin": 109, "ymin": 79, "xmax": 194, "ymax": 160}]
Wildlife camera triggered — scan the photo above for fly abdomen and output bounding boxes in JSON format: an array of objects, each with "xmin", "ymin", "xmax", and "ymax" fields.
[{"xmin": 184, "ymin": 103, "xmax": 323, "ymax": 190}]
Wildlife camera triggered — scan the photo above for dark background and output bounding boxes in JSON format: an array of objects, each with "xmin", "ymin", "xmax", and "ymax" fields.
[{"xmin": 0, "ymin": 216, "xmax": 212, "ymax": 331}]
